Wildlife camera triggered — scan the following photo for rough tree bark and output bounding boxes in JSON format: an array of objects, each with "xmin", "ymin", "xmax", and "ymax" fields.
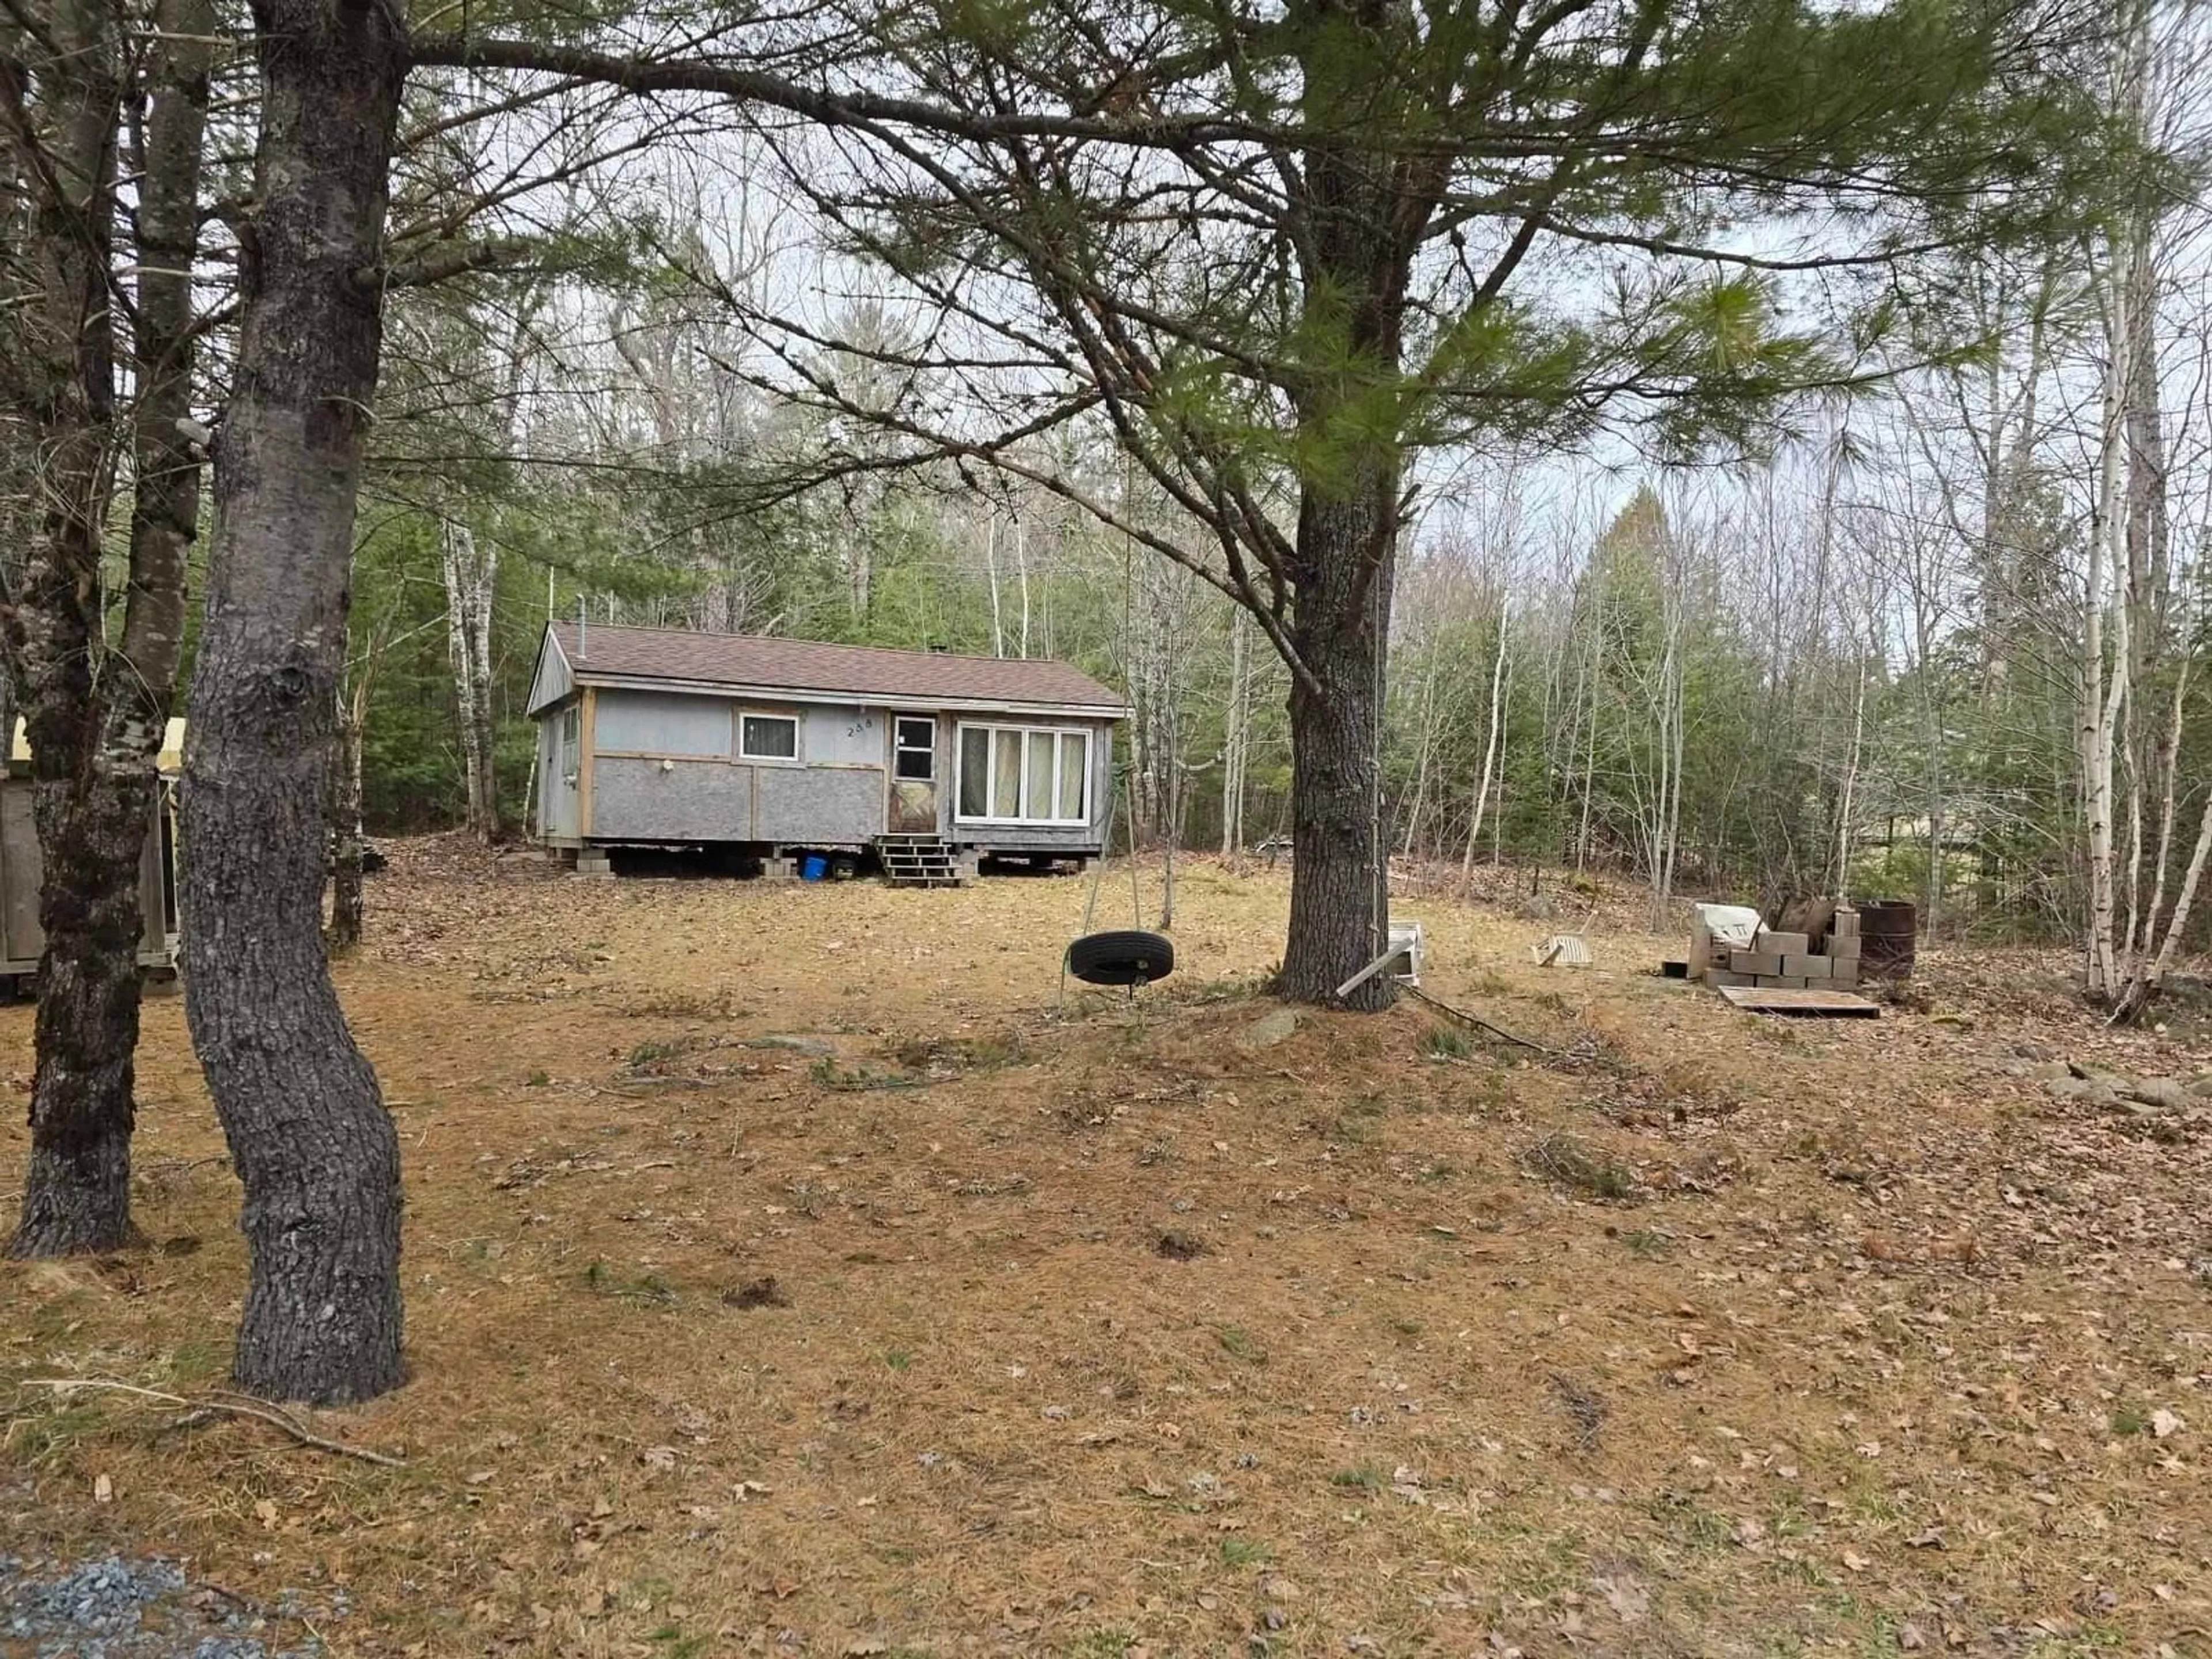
[
  {"xmin": 7, "ymin": 0, "xmax": 206, "ymax": 1257},
  {"xmin": 4, "ymin": 0, "xmax": 126, "ymax": 1255},
  {"xmin": 1268, "ymin": 11, "xmax": 1429, "ymax": 1008},
  {"xmin": 180, "ymin": 0, "xmax": 408, "ymax": 1403},
  {"xmin": 1279, "ymin": 472, "xmax": 1400, "ymax": 1007}
]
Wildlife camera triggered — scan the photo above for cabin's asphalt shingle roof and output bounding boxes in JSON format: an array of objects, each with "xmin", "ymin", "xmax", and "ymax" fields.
[{"xmin": 549, "ymin": 622, "xmax": 1125, "ymax": 713}]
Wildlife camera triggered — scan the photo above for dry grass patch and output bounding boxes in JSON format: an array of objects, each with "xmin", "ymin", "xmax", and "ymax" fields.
[{"xmin": 3, "ymin": 842, "xmax": 2210, "ymax": 1656}]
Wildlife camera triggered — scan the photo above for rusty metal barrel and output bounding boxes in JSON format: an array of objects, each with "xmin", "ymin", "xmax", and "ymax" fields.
[{"xmin": 1857, "ymin": 899, "xmax": 1918, "ymax": 980}]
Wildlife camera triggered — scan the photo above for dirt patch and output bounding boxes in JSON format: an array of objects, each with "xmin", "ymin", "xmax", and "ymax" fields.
[{"xmin": 4, "ymin": 842, "xmax": 2210, "ymax": 1656}]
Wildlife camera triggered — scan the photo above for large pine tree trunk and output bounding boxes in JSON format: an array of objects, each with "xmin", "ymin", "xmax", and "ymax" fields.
[
  {"xmin": 1278, "ymin": 476, "xmax": 1397, "ymax": 1009},
  {"xmin": 180, "ymin": 0, "xmax": 407, "ymax": 1404},
  {"xmin": 1270, "ymin": 29, "xmax": 1422, "ymax": 1010}
]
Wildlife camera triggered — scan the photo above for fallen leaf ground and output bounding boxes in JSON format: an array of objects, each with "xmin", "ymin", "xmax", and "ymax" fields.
[{"xmin": 5, "ymin": 841, "xmax": 2210, "ymax": 1658}]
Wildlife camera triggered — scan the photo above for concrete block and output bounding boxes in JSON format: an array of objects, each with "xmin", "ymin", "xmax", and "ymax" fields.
[
  {"xmin": 1759, "ymin": 930, "xmax": 1809, "ymax": 956},
  {"xmin": 1832, "ymin": 908, "xmax": 1859, "ymax": 939},
  {"xmin": 1707, "ymin": 970, "xmax": 1751, "ymax": 987},
  {"xmin": 1833, "ymin": 959, "xmax": 1859, "ymax": 987},
  {"xmin": 1783, "ymin": 953, "xmax": 1831, "ymax": 978},
  {"xmin": 762, "ymin": 857, "xmax": 797, "ymax": 881},
  {"xmin": 1730, "ymin": 950, "xmax": 1783, "ymax": 975},
  {"xmin": 575, "ymin": 853, "xmax": 613, "ymax": 880},
  {"xmin": 1830, "ymin": 934, "xmax": 1861, "ymax": 960},
  {"xmin": 1755, "ymin": 974, "xmax": 1808, "ymax": 989}
]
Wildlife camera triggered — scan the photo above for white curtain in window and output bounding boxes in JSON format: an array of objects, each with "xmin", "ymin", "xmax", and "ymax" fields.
[
  {"xmin": 992, "ymin": 730, "xmax": 1022, "ymax": 817},
  {"xmin": 959, "ymin": 729, "xmax": 988, "ymax": 817},
  {"xmin": 1058, "ymin": 733, "xmax": 1085, "ymax": 820},
  {"xmin": 956, "ymin": 724, "xmax": 1091, "ymax": 823},
  {"xmin": 1025, "ymin": 732, "xmax": 1054, "ymax": 817}
]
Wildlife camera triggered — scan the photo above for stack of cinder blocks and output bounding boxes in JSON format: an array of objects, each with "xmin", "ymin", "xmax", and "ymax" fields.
[{"xmin": 1694, "ymin": 907, "xmax": 1861, "ymax": 991}]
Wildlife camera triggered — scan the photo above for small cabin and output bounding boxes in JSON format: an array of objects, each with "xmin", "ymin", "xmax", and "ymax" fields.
[{"xmin": 525, "ymin": 623, "xmax": 1126, "ymax": 878}]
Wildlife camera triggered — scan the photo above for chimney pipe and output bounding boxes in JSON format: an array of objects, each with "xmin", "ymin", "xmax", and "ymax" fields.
[{"xmin": 576, "ymin": 595, "xmax": 588, "ymax": 660}]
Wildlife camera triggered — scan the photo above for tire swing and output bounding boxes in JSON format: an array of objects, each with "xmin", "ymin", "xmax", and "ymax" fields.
[
  {"xmin": 1062, "ymin": 768, "xmax": 1173, "ymax": 1001},
  {"xmin": 1067, "ymin": 926, "xmax": 1175, "ymax": 987}
]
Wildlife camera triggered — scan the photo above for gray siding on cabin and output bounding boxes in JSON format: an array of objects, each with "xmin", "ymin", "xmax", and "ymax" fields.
[
  {"xmin": 594, "ymin": 690, "xmax": 730, "ymax": 755},
  {"xmin": 539, "ymin": 716, "xmax": 579, "ymax": 838},
  {"xmin": 584, "ymin": 688, "xmax": 891, "ymax": 845},
  {"xmin": 527, "ymin": 635, "xmax": 574, "ymax": 712},
  {"xmin": 539, "ymin": 684, "xmax": 1118, "ymax": 851},
  {"xmin": 804, "ymin": 704, "xmax": 882, "ymax": 765},
  {"xmin": 586, "ymin": 690, "xmax": 883, "ymax": 766},
  {"xmin": 589, "ymin": 755, "xmax": 886, "ymax": 844},
  {"xmin": 756, "ymin": 763, "xmax": 882, "ymax": 843},
  {"xmin": 592, "ymin": 757, "xmax": 755, "ymax": 840},
  {"xmin": 955, "ymin": 821, "xmax": 1104, "ymax": 851}
]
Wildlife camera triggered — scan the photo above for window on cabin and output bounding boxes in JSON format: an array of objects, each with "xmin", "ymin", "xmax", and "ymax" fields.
[
  {"xmin": 954, "ymin": 724, "xmax": 1090, "ymax": 824},
  {"xmin": 894, "ymin": 717, "xmax": 935, "ymax": 782},
  {"xmin": 740, "ymin": 713, "xmax": 799, "ymax": 761}
]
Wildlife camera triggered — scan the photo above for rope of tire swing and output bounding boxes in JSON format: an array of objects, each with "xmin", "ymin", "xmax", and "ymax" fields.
[
  {"xmin": 1060, "ymin": 762, "xmax": 1156, "ymax": 1007},
  {"xmin": 1059, "ymin": 496, "xmax": 1164, "ymax": 1008}
]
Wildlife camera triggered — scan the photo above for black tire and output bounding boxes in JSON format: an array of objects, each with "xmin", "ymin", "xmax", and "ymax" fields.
[{"xmin": 1066, "ymin": 929, "xmax": 1175, "ymax": 986}]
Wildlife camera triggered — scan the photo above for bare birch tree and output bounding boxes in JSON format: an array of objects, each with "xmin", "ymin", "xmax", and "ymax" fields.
[{"xmin": 2076, "ymin": 0, "xmax": 2212, "ymax": 1018}]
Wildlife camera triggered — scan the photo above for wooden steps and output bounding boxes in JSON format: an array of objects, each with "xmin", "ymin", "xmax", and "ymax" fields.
[{"xmin": 874, "ymin": 834, "xmax": 968, "ymax": 889}]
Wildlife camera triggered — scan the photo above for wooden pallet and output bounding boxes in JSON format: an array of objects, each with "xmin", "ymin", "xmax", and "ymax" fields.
[{"xmin": 1715, "ymin": 983, "xmax": 1880, "ymax": 1018}]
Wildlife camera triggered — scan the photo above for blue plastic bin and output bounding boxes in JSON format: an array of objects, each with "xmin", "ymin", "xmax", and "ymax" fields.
[{"xmin": 800, "ymin": 854, "xmax": 828, "ymax": 881}]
